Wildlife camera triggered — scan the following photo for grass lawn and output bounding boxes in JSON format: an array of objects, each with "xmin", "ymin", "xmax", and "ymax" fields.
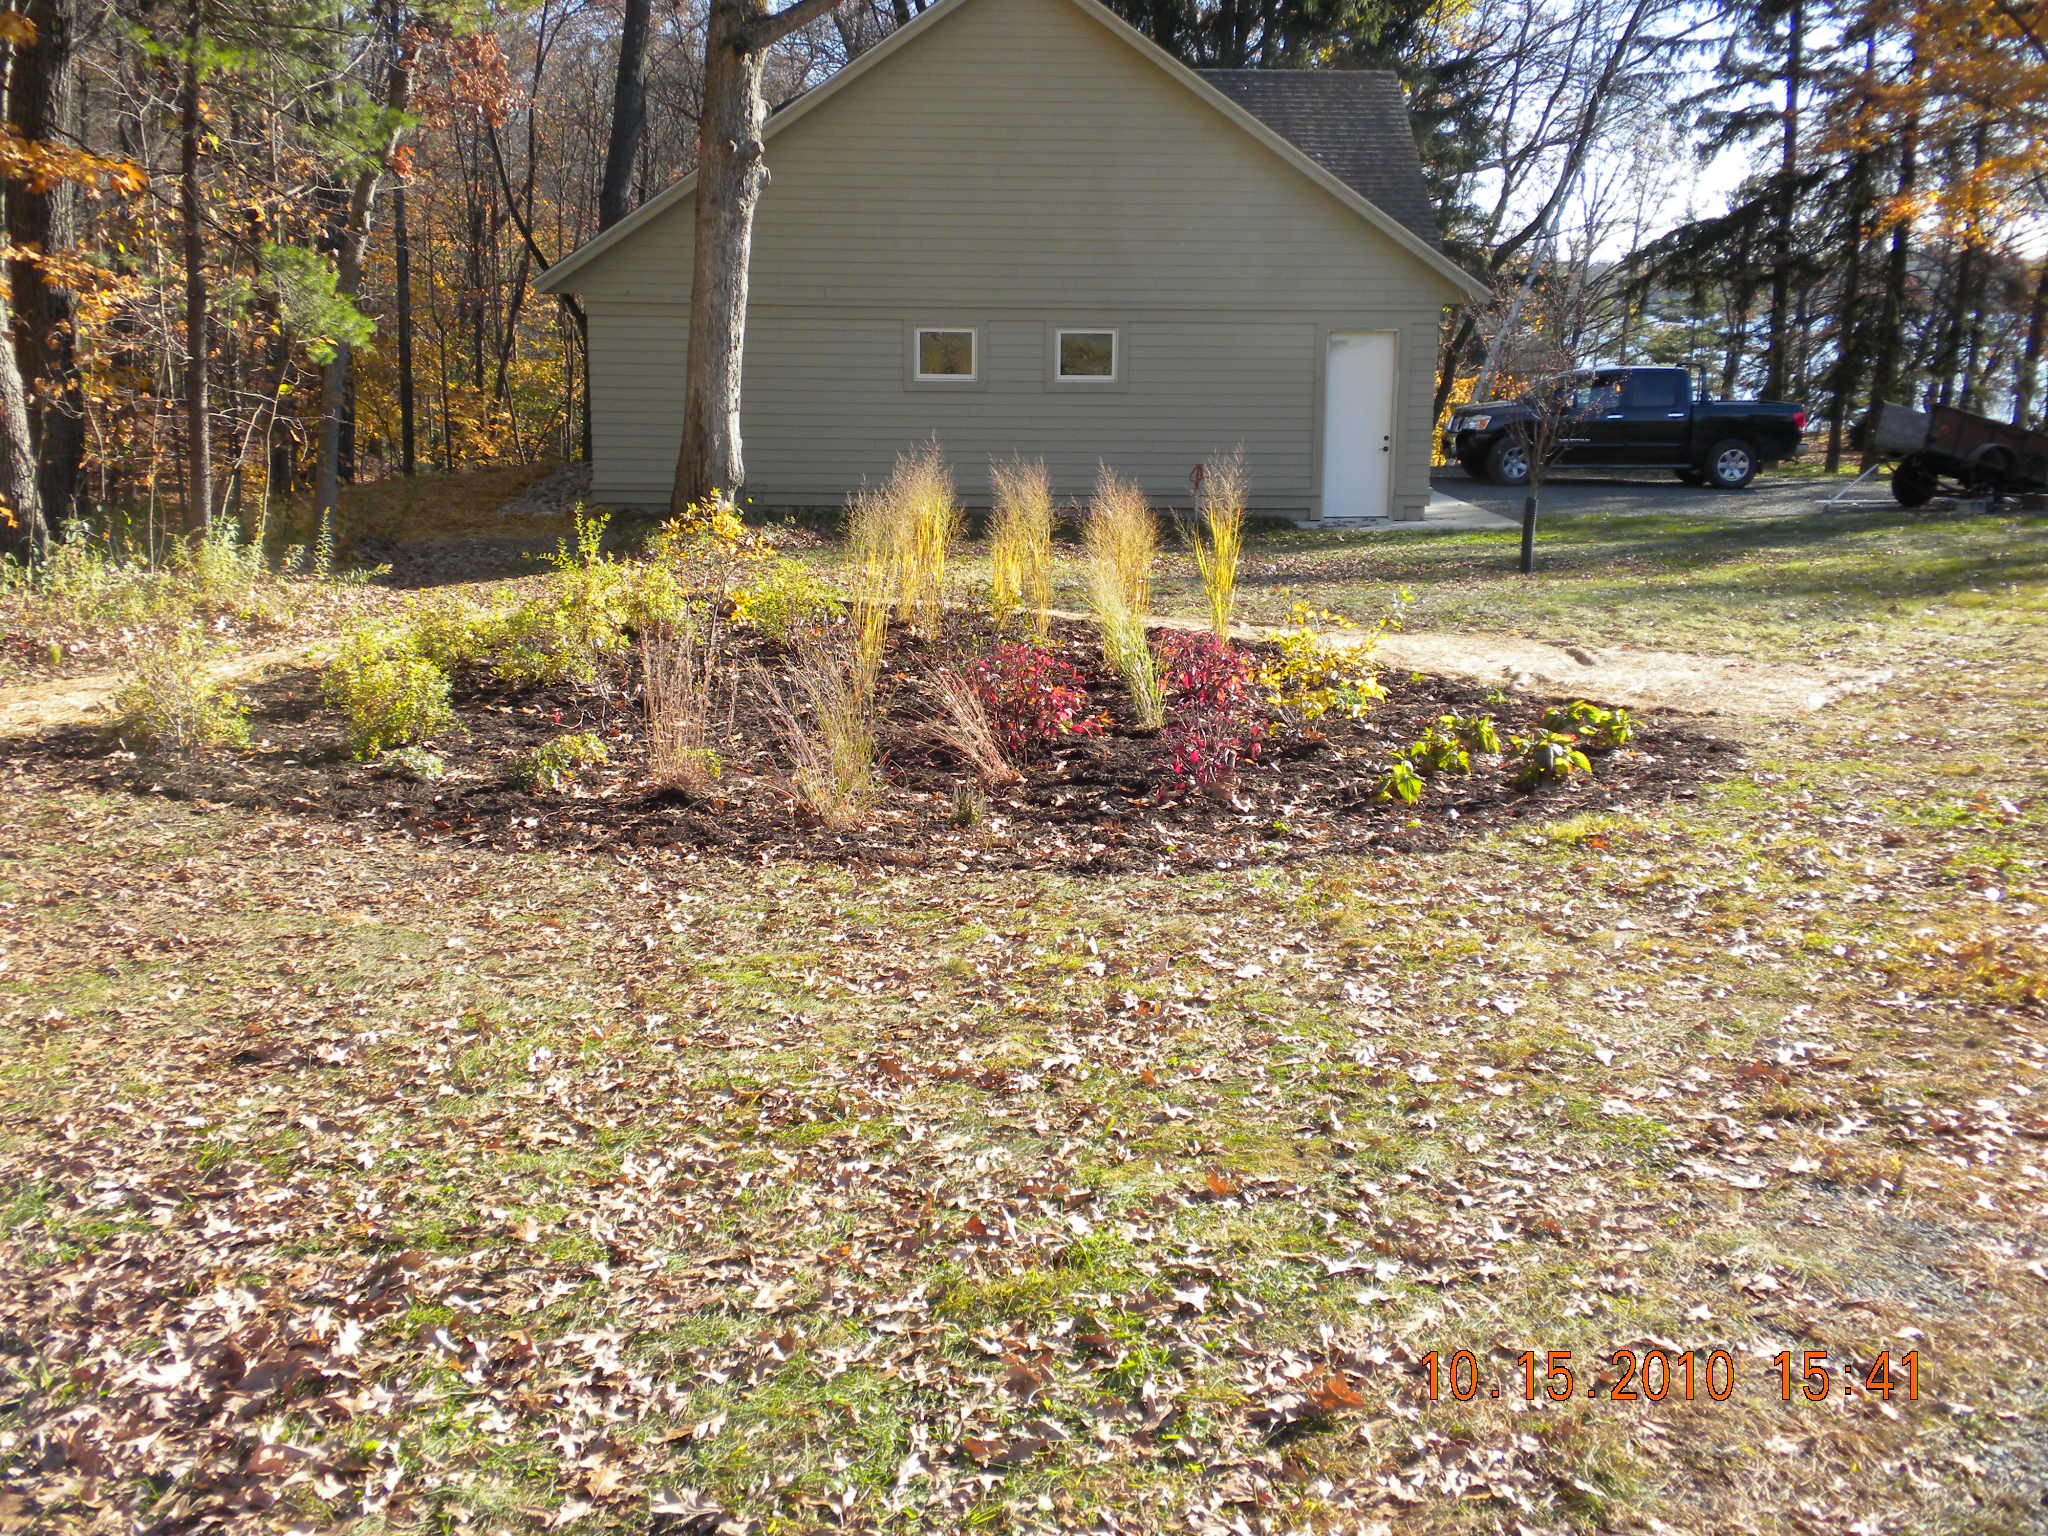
[
  {"xmin": 797, "ymin": 505, "xmax": 2048, "ymax": 666},
  {"xmin": 2, "ymin": 504, "xmax": 2045, "ymax": 1533}
]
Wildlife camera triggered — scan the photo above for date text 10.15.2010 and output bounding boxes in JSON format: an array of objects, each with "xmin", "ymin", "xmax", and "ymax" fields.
[{"xmin": 1422, "ymin": 1349, "xmax": 1920, "ymax": 1404}]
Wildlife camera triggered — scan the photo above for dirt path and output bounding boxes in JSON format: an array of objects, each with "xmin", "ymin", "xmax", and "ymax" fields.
[
  {"xmin": 1119, "ymin": 611, "xmax": 1891, "ymax": 719},
  {"xmin": 1365, "ymin": 630, "xmax": 1889, "ymax": 717},
  {"xmin": 0, "ymin": 645, "xmax": 322, "ymax": 740}
]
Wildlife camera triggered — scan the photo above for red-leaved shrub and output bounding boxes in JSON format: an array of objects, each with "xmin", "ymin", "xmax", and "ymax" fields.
[
  {"xmin": 1153, "ymin": 630, "xmax": 1267, "ymax": 793},
  {"xmin": 1155, "ymin": 630, "xmax": 1255, "ymax": 710},
  {"xmin": 969, "ymin": 642, "xmax": 1105, "ymax": 757}
]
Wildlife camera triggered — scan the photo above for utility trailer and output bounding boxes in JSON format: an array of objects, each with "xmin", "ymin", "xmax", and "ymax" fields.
[{"xmin": 1865, "ymin": 402, "xmax": 2048, "ymax": 507}]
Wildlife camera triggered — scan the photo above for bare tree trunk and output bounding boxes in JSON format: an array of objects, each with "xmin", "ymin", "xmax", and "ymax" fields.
[
  {"xmin": 395, "ymin": 181, "xmax": 417, "ymax": 475},
  {"xmin": 484, "ymin": 115, "xmax": 590, "ymax": 460},
  {"xmin": 2014, "ymin": 257, "xmax": 2048, "ymax": 427},
  {"xmin": 180, "ymin": 0, "xmax": 211, "ymax": 531},
  {"xmin": 1823, "ymin": 196, "xmax": 1868, "ymax": 473},
  {"xmin": 598, "ymin": 0, "xmax": 652, "ymax": 230},
  {"xmin": 672, "ymin": 0, "xmax": 848, "ymax": 511},
  {"xmin": 314, "ymin": 32, "xmax": 411, "ymax": 521},
  {"xmin": 6, "ymin": 0, "xmax": 83, "ymax": 524},
  {"xmin": 1862, "ymin": 105, "xmax": 1917, "ymax": 467},
  {"xmin": 674, "ymin": 0, "xmax": 769, "ymax": 510},
  {"xmin": 1762, "ymin": 0, "xmax": 1803, "ymax": 401}
]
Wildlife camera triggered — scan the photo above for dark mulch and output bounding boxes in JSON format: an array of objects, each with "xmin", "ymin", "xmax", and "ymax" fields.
[{"xmin": 19, "ymin": 622, "xmax": 1736, "ymax": 873}]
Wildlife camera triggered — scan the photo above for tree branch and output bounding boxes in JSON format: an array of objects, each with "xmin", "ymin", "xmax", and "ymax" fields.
[
  {"xmin": 1992, "ymin": 0, "xmax": 2048, "ymax": 66},
  {"xmin": 763, "ymin": 0, "xmax": 848, "ymax": 47},
  {"xmin": 485, "ymin": 119, "xmax": 586, "ymax": 328}
]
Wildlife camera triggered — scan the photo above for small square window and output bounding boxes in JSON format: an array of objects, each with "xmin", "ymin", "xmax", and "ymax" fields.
[
  {"xmin": 915, "ymin": 328, "xmax": 976, "ymax": 380},
  {"xmin": 1057, "ymin": 329, "xmax": 1117, "ymax": 380}
]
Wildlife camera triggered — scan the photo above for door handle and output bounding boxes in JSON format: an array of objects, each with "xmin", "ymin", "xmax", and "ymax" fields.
[
  {"xmin": 1605, "ymin": 413, "xmax": 1625, "ymax": 419},
  {"xmin": 1666, "ymin": 412, "xmax": 1686, "ymax": 419}
]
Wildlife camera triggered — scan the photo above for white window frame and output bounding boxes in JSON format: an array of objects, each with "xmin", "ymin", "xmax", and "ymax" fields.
[
  {"xmin": 1053, "ymin": 327, "xmax": 1119, "ymax": 384},
  {"xmin": 912, "ymin": 325, "xmax": 979, "ymax": 383}
]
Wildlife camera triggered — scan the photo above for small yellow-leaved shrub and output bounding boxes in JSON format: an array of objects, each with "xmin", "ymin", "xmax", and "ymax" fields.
[
  {"xmin": 112, "ymin": 627, "xmax": 252, "ymax": 753},
  {"xmin": 1258, "ymin": 600, "xmax": 1406, "ymax": 725},
  {"xmin": 323, "ymin": 624, "xmax": 458, "ymax": 759}
]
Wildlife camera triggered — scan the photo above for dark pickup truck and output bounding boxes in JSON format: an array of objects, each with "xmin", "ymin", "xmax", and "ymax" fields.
[{"xmin": 1443, "ymin": 366, "xmax": 1807, "ymax": 489}]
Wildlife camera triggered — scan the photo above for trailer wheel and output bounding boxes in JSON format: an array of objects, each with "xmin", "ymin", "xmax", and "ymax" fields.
[
  {"xmin": 1969, "ymin": 446, "xmax": 2016, "ymax": 496},
  {"xmin": 1891, "ymin": 456, "xmax": 1939, "ymax": 508},
  {"xmin": 1704, "ymin": 439, "xmax": 1757, "ymax": 489}
]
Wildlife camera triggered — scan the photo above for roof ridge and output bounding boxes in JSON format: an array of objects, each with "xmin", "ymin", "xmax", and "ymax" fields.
[{"xmin": 1195, "ymin": 67, "xmax": 1400, "ymax": 75}]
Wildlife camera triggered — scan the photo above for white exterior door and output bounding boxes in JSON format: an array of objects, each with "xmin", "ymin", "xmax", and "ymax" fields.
[{"xmin": 1320, "ymin": 331, "xmax": 1397, "ymax": 520}]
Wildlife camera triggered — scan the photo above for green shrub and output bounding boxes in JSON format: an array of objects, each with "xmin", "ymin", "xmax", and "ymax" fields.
[
  {"xmin": 1373, "ymin": 755, "xmax": 1425, "ymax": 804},
  {"xmin": 1405, "ymin": 713, "xmax": 1501, "ymax": 776},
  {"xmin": 382, "ymin": 746, "xmax": 446, "ymax": 781},
  {"xmin": 511, "ymin": 731, "xmax": 611, "ymax": 793},
  {"xmin": 732, "ymin": 557, "xmax": 844, "ymax": 643},
  {"xmin": 1510, "ymin": 731, "xmax": 1592, "ymax": 790},
  {"xmin": 173, "ymin": 517, "xmax": 270, "ymax": 614},
  {"xmin": 112, "ymin": 628, "xmax": 252, "ymax": 753},
  {"xmin": 1539, "ymin": 700, "xmax": 1633, "ymax": 751},
  {"xmin": 1406, "ymin": 722, "xmax": 1471, "ymax": 776},
  {"xmin": 324, "ymin": 625, "xmax": 458, "ymax": 759},
  {"xmin": 1450, "ymin": 712, "xmax": 1502, "ymax": 754},
  {"xmin": 406, "ymin": 595, "xmax": 503, "ymax": 675}
]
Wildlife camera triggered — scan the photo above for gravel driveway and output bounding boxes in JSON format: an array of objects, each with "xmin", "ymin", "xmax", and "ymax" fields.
[{"xmin": 1432, "ymin": 469, "xmax": 1855, "ymax": 520}]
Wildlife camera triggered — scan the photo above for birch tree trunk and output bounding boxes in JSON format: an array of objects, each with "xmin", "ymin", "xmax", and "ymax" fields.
[
  {"xmin": 6, "ymin": 0, "xmax": 83, "ymax": 523},
  {"xmin": 0, "ymin": 269, "xmax": 45, "ymax": 558}
]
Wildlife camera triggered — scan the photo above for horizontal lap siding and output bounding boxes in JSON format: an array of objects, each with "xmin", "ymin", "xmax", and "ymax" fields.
[
  {"xmin": 577, "ymin": 0, "xmax": 1462, "ymax": 516},
  {"xmin": 589, "ymin": 306, "xmax": 1319, "ymax": 508},
  {"xmin": 745, "ymin": 313, "xmax": 1315, "ymax": 503},
  {"xmin": 588, "ymin": 306, "xmax": 689, "ymax": 506}
]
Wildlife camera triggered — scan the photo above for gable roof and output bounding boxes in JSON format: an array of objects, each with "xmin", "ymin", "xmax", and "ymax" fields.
[
  {"xmin": 537, "ymin": 0, "xmax": 1486, "ymax": 298},
  {"xmin": 1196, "ymin": 70, "xmax": 1440, "ymax": 249}
]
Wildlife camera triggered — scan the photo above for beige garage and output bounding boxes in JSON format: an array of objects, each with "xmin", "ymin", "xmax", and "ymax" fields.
[{"xmin": 537, "ymin": 0, "xmax": 1484, "ymax": 522}]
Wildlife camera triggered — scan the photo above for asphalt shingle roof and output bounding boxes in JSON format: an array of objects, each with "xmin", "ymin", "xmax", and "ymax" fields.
[{"xmin": 1194, "ymin": 69, "xmax": 1442, "ymax": 248}]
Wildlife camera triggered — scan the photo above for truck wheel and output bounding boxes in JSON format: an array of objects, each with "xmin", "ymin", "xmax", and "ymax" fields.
[
  {"xmin": 1485, "ymin": 437, "xmax": 1532, "ymax": 487},
  {"xmin": 1704, "ymin": 439, "xmax": 1757, "ymax": 489},
  {"xmin": 1891, "ymin": 456, "xmax": 1939, "ymax": 508},
  {"xmin": 1674, "ymin": 468, "xmax": 1706, "ymax": 485}
]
